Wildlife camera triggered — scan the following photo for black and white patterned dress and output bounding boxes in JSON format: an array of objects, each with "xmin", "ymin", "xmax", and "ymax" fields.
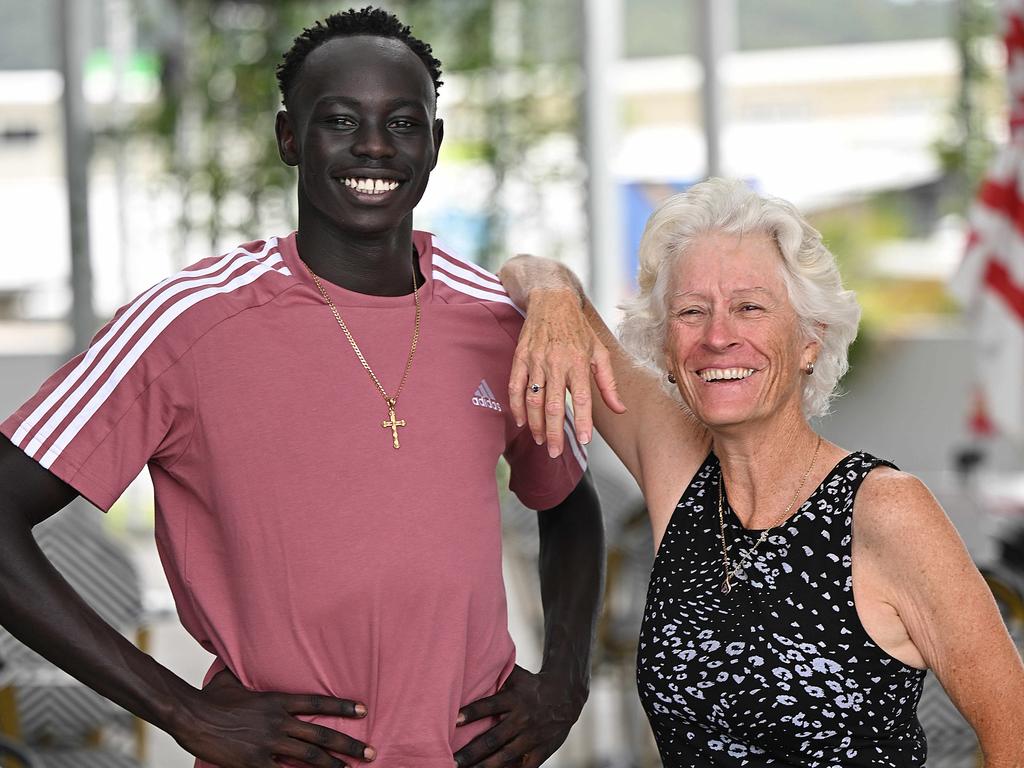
[{"xmin": 637, "ymin": 452, "xmax": 927, "ymax": 767}]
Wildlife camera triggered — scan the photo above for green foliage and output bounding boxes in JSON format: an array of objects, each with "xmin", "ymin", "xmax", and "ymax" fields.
[
  {"xmin": 136, "ymin": 0, "xmax": 341, "ymax": 247},
  {"xmin": 813, "ymin": 200, "xmax": 906, "ymax": 283},
  {"xmin": 810, "ymin": 190, "xmax": 962, "ymax": 381},
  {"xmin": 810, "ymin": 198, "xmax": 911, "ymax": 377},
  {"xmin": 934, "ymin": 0, "xmax": 998, "ymax": 211}
]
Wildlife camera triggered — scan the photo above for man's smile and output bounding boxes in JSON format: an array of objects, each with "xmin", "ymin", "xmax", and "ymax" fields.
[{"xmin": 340, "ymin": 176, "xmax": 403, "ymax": 194}]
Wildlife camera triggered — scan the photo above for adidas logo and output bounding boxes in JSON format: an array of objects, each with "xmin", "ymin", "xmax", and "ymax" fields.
[{"xmin": 472, "ymin": 379, "xmax": 503, "ymax": 412}]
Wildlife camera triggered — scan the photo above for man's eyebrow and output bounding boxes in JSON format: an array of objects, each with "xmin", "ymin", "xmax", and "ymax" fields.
[
  {"xmin": 385, "ymin": 98, "xmax": 430, "ymax": 110},
  {"xmin": 313, "ymin": 96, "xmax": 361, "ymax": 109},
  {"xmin": 313, "ymin": 96, "xmax": 429, "ymax": 111}
]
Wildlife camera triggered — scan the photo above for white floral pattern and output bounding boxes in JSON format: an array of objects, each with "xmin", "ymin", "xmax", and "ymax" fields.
[{"xmin": 637, "ymin": 452, "xmax": 927, "ymax": 767}]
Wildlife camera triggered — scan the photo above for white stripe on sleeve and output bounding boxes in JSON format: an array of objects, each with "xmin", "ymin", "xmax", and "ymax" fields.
[
  {"xmin": 12, "ymin": 240, "xmax": 278, "ymax": 450},
  {"xmin": 432, "ymin": 271, "xmax": 525, "ymax": 316},
  {"xmin": 431, "ymin": 241, "xmax": 503, "ymax": 285},
  {"xmin": 38, "ymin": 258, "xmax": 288, "ymax": 469},
  {"xmin": 433, "ymin": 255, "xmax": 509, "ymax": 296}
]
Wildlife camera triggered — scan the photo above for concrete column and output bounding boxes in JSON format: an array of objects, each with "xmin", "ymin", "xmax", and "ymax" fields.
[{"xmin": 58, "ymin": 0, "xmax": 96, "ymax": 352}]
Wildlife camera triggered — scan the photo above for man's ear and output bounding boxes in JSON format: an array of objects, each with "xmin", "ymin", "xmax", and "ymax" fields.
[
  {"xmin": 276, "ymin": 110, "xmax": 299, "ymax": 166},
  {"xmin": 431, "ymin": 118, "xmax": 444, "ymax": 170}
]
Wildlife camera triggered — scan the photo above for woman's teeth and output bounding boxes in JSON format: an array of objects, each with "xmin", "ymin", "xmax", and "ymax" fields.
[{"xmin": 699, "ymin": 367, "xmax": 755, "ymax": 382}]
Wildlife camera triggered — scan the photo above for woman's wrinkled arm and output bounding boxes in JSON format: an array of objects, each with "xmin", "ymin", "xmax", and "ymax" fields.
[{"xmin": 855, "ymin": 469, "xmax": 1024, "ymax": 767}]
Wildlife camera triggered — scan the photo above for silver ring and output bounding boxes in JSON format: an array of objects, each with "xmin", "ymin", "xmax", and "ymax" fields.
[{"xmin": 529, "ymin": 383, "xmax": 544, "ymax": 394}]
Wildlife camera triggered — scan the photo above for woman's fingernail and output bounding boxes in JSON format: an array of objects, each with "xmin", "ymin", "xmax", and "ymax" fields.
[
  {"xmin": 364, "ymin": 746, "xmax": 377, "ymax": 761},
  {"xmin": 355, "ymin": 703, "xmax": 367, "ymax": 717}
]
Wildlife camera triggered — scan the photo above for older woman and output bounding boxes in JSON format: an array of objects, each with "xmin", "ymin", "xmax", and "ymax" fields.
[{"xmin": 499, "ymin": 178, "xmax": 1024, "ymax": 767}]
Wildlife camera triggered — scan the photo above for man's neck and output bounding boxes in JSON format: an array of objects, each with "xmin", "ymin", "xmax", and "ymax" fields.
[{"xmin": 296, "ymin": 217, "xmax": 420, "ymax": 297}]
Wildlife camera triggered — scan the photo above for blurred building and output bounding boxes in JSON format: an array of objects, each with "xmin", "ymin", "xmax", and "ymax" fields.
[
  {"xmin": 618, "ymin": 37, "xmax": 1005, "ymax": 206},
  {"xmin": 1, "ymin": 33, "xmax": 1002, "ymax": 315}
]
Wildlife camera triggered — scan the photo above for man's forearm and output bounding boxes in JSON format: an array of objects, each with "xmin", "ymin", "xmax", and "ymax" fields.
[
  {"xmin": 536, "ymin": 472, "xmax": 605, "ymax": 706},
  {"xmin": 0, "ymin": 519, "xmax": 198, "ymax": 735}
]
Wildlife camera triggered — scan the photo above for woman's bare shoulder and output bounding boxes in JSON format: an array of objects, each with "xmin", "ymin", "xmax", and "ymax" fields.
[
  {"xmin": 856, "ymin": 468, "xmax": 942, "ymax": 528},
  {"xmin": 853, "ymin": 466, "xmax": 962, "ymax": 564}
]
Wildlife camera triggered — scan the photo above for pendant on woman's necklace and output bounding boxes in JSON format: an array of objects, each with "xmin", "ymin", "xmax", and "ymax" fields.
[{"xmin": 720, "ymin": 580, "xmax": 732, "ymax": 594}]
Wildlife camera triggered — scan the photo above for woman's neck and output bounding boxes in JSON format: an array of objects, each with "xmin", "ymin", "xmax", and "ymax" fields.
[{"xmin": 712, "ymin": 410, "xmax": 824, "ymax": 529}]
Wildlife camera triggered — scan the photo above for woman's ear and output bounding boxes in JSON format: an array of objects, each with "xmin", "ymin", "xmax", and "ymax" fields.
[{"xmin": 802, "ymin": 326, "xmax": 824, "ymax": 370}]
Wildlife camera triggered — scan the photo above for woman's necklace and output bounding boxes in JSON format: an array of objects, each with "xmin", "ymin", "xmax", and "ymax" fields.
[
  {"xmin": 717, "ymin": 435, "xmax": 822, "ymax": 594},
  {"xmin": 305, "ymin": 259, "xmax": 421, "ymax": 449}
]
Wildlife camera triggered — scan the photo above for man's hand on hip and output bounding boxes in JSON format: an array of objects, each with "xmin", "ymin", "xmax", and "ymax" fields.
[
  {"xmin": 176, "ymin": 667, "xmax": 376, "ymax": 768},
  {"xmin": 453, "ymin": 665, "xmax": 585, "ymax": 768}
]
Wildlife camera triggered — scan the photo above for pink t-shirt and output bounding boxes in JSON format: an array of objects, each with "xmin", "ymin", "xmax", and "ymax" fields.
[{"xmin": 2, "ymin": 231, "xmax": 586, "ymax": 767}]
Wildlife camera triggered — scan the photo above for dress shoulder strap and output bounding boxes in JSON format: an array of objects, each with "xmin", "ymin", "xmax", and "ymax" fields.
[{"xmin": 840, "ymin": 451, "xmax": 900, "ymax": 500}]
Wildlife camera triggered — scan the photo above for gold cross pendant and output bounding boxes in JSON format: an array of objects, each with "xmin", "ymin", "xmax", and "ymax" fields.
[{"xmin": 381, "ymin": 399, "xmax": 406, "ymax": 449}]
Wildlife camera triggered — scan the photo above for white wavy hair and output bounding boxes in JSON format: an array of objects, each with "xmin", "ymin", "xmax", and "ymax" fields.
[{"xmin": 619, "ymin": 178, "xmax": 861, "ymax": 418}]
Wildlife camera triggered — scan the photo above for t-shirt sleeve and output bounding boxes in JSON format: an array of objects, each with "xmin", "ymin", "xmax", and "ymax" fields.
[
  {"xmin": 503, "ymin": 407, "xmax": 587, "ymax": 511},
  {"xmin": 1, "ymin": 307, "xmax": 196, "ymax": 512}
]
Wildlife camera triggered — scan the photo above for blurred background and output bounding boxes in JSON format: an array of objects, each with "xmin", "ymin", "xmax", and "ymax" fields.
[{"xmin": 0, "ymin": 0, "xmax": 1022, "ymax": 766}]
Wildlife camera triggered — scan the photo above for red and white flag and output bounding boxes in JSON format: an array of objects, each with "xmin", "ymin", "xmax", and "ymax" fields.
[{"xmin": 951, "ymin": 0, "xmax": 1024, "ymax": 439}]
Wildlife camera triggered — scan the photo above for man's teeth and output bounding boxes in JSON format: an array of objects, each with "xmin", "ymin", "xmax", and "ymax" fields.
[
  {"xmin": 699, "ymin": 367, "xmax": 755, "ymax": 382},
  {"xmin": 342, "ymin": 178, "xmax": 400, "ymax": 194}
]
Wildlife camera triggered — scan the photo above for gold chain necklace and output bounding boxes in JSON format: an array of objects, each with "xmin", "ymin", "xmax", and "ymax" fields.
[
  {"xmin": 305, "ymin": 260, "xmax": 421, "ymax": 449},
  {"xmin": 717, "ymin": 435, "xmax": 822, "ymax": 594}
]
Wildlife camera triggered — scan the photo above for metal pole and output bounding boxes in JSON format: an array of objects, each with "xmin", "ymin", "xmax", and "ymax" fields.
[
  {"xmin": 58, "ymin": 0, "xmax": 96, "ymax": 352},
  {"xmin": 581, "ymin": 0, "xmax": 623, "ymax": 319},
  {"xmin": 107, "ymin": 0, "xmax": 133, "ymax": 306},
  {"xmin": 697, "ymin": 0, "xmax": 735, "ymax": 179}
]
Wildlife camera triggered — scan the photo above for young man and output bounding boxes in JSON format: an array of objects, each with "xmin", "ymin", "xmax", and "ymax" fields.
[{"xmin": 0, "ymin": 8, "xmax": 604, "ymax": 768}]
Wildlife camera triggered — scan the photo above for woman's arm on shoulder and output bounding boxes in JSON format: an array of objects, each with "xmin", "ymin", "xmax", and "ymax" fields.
[
  {"xmin": 855, "ymin": 468, "xmax": 1024, "ymax": 766},
  {"xmin": 499, "ymin": 255, "xmax": 709, "ymax": 496}
]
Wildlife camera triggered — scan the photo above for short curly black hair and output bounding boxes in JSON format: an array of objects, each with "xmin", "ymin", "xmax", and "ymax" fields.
[{"xmin": 276, "ymin": 6, "xmax": 443, "ymax": 107}]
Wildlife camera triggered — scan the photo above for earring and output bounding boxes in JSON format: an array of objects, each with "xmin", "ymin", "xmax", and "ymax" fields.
[
  {"xmin": 804, "ymin": 361, "xmax": 815, "ymax": 375},
  {"xmin": 667, "ymin": 372, "xmax": 677, "ymax": 384}
]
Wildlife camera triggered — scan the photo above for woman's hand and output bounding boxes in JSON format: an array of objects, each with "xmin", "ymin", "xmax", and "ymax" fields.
[
  {"xmin": 508, "ymin": 288, "xmax": 625, "ymax": 456},
  {"xmin": 175, "ymin": 668, "xmax": 375, "ymax": 768},
  {"xmin": 499, "ymin": 256, "xmax": 625, "ymax": 457}
]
